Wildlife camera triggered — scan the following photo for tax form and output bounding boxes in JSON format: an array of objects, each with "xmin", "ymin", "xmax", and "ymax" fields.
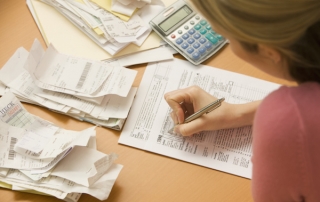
[{"xmin": 119, "ymin": 58, "xmax": 281, "ymax": 178}]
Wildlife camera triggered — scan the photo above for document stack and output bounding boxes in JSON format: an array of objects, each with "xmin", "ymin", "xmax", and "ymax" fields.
[
  {"xmin": 0, "ymin": 39, "xmax": 138, "ymax": 130},
  {"xmin": 0, "ymin": 92, "xmax": 122, "ymax": 201},
  {"xmin": 35, "ymin": 0, "xmax": 166, "ymax": 56}
]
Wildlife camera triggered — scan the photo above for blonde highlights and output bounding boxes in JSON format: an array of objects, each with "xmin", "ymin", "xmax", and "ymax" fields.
[{"xmin": 190, "ymin": 0, "xmax": 320, "ymax": 83}]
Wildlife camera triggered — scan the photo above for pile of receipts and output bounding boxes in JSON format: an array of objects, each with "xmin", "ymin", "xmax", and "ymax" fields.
[
  {"xmin": 0, "ymin": 39, "xmax": 138, "ymax": 130},
  {"xmin": 37, "ymin": 0, "xmax": 166, "ymax": 55},
  {"xmin": 0, "ymin": 92, "xmax": 122, "ymax": 201}
]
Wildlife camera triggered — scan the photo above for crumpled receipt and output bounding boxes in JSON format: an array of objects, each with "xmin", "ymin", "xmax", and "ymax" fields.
[{"xmin": 111, "ymin": 0, "xmax": 152, "ymax": 16}]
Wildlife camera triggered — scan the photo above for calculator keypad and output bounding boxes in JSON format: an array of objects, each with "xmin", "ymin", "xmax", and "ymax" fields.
[{"xmin": 167, "ymin": 15, "xmax": 226, "ymax": 64}]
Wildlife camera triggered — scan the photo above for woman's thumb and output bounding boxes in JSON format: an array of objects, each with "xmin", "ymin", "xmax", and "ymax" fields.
[{"xmin": 174, "ymin": 119, "xmax": 203, "ymax": 136}]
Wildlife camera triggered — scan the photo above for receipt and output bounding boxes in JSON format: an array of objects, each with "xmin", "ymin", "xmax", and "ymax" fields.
[
  {"xmin": 1, "ymin": 164, "xmax": 123, "ymax": 200},
  {"xmin": 51, "ymin": 147, "xmax": 117, "ymax": 187},
  {"xmin": 27, "ymin": 45, "xmax": 112, "ymax": 94},
  {"xmin": 0, "ymin": 91, "xmax": 34, "ymax": 128},
  {"xmin": 0, "ymin": 93, "xmax": 95, "ymax": 170},
  {"xmin": 99, "ymin": 9, "xmax": 144, "ymax": 42},
  {"xmin": 0, "ymin": 121, "xmax": 53, "ymax": 169},
  {"xmin": 23, "ymin": 39, "xmax": 137, "ymax": 98},
  {"xmin": 112, "ymin": 0, "xmax": 152, "ymax": 16},
  {"xmin": 0, "ymin": 82, "xmax": 6, "ymax": 96}
]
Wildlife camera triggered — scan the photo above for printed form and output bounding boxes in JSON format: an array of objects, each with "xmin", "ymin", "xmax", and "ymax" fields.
[{"xmin": 119, "ymin": 58, "xmax": 280, "ymax": 178}]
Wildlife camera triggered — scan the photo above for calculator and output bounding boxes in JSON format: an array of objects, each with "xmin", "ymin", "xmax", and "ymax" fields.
[{"xmin": 149, "ymin": 0, "xmax": 227, "ymax": 65}]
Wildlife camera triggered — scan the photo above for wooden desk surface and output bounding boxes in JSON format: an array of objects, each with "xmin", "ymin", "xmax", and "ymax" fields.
[{"xmin": 0, "ymin": 1, "xmax": 293, "ymax": 202}]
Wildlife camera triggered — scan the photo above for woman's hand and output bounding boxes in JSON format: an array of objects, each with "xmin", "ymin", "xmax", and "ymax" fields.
[{"xmin": 164, "ymin": 86, "xmax": 261, "ymax": 136}]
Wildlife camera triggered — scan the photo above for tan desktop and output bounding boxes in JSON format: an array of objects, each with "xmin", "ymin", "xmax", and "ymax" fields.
[{"xmin": 0, "ymin": 1, "xmax": 294, "ymax": 201}]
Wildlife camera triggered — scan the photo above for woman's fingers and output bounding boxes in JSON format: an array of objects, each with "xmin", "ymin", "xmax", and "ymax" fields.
[
  {"xmin": 165, "ymin": 86, "xmax": 220, "ymax": 136},
  {"xmin": 165, "ymin": 89, "xmax": 193, "ymax": 124},
  {"xmin": 174, "ymin": 117, "xmax": 205, "ymax": 136}
]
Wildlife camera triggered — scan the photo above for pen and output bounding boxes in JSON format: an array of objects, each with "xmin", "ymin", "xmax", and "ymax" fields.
[{"xmin": 168, "ymin": 97, "xmax": 225, "ymax": 133}]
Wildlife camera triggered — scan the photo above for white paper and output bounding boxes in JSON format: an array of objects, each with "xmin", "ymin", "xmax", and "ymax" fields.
[
  {"xmin": 24, "ymin": 40, "xmax": 137, "ymax": 98},
  {"xmin": 1, "ymin": 164, "xmax": 123, "ymax": 200},
  {"xmin": 0, "ymin": 92, "xmax": 35, "ymax": 128},
  {"xmin": 111, "ymin": 0, "xmax": 136, "ymax": 17},
  {"xmin": 0, "ymin": 44, "xmax": 136, "ymax": 128},
  {"xmin": 0, "ymin": 82, "xmax": 6, "ymax": 96},
  {"xmin": 27, "ymin": 44, "xmax": 112, "ymax": 94},
  {"xmin": 119, "ymin": 58, "xmax": 281, "ymax": 179},
  {"xmin": 15, "ymin": 121, "xmax": 58, "ymax": 153},
  {"xmin": 0, "ymin": 121, "xmax": 54, "ymax": 170},
  {"xmin": 117, "ymin": 46, "xmax": 173, "ymax": 67},
  {"xmin": 51, "ymin": 147, "xmax": 117, "ymax": 187},
  {"xmin": 90, "ymin": 87, "xmax": 137, "ymax": 119}
]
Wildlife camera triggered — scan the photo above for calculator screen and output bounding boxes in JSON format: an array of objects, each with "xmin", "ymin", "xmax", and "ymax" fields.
[{"xmin": 159, "ymin": 5, "xmax": 192, "ymax": 32}]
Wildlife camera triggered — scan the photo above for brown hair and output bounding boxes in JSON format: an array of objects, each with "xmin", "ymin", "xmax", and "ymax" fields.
[{"xmin": 190, "ymin": 0, "xmax": 320, "ymax": 83}]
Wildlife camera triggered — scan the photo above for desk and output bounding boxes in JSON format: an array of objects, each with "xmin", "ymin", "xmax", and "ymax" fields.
[{"xmin": 0, "ymin": 1, "xmax": 294, "ymax": 202}]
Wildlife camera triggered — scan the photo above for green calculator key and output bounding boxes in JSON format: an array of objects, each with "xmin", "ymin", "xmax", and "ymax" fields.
[
  {"xmin": 200, "ymin": 19, "xmax": 207, "ymax": 25},
  {"xmin": 200, "ymin": 29, "xmax": 207, "ymax": 34},
  {"xmin": 205, "ymin": 33, "xmax": 218, "ymax": 44},
  {"xmin": 215, "ymin": 34, "xmax": 223, "ymax": 40},
  {"xmin": 194, "ymin": 24, "xmax": 201, "ymax": 30}
]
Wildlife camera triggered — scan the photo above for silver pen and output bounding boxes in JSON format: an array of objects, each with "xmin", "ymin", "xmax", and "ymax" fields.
[{"xmin": 168, "ymin": 97, "xmax": 225, "ymax": 133}]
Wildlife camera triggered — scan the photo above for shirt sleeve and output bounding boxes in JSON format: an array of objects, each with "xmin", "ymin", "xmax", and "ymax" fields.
[{"xmin": 251, "ymin": 88, "xmax": 307, "ymax": 202}]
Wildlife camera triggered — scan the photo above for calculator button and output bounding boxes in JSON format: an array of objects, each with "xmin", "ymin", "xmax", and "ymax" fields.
[
  {"xmin": 199, "ymin": 29, "xmax": 207, "ymax": 35},
  {"xmin": 178, "ymin": 30, "xmax": 183, "ymax": 34},
  {"xmin": 184, "ymin": 25, "xmax": 189, "ymax": 30},
  {"xmin": 190, "ymin": 21, "xmax": 195, "ymax": 25},
  {"xmin": 205, "ymin": 33, "xmax": 218, "ymax": 44},
  {"xmin": 206, "ymin": 25, "xmax": 212, "ymax": 30},
  {"xmin": 187, "ymin": 47, "xmax": 194, "ymax": 54},
  {"xmin": 200, "ymin": 20, "xmax": 207, "ymax": 26},
  {"xmin": 193, "ymin": 42, "xmax": 200, "ymax": 49},
  {"xmin": 176, "ymin": 38, "xmax": 183, "ymax": 45},
  {"xmin": 195, "ymin": 15, "xmax": 200, "ymax": 20},
  {"xmin": 192, "ymin": 51, "xmax": 201, "ymax": 60},
  {"xmin": 194, "ymin": 24, "xmax": 201, "ymax": 30},
  {"xmin": 199, "ymin": 46, "xmax": 206, "ymax": 54},
  {"xmin": 171, "ymin": 34, "xmax": 176, "ymax": 39},
  {"xmin": 199, "ymin": 38, "xmax": 207, "ymax": 44},
  {"xmin": 188, "ymin": 29, "xmax": 195, "ymax": 35},
  {"xmin": 216, "ymin": 34, "xmax": 224, "ymax": 40},
  {"xmin": 193, "ymin": 33, "xmax": 201, "ymax": 39},
  {"xmin": 181, "ymin": 43, "xmax": 189, "ymax": 49},
  {"xmin": 182, "ymin": 33, "xmax": 189, "ymax": 39},
  {"xmin": 205, "ymin": 42, "xmax": 213, "ymax": 49},
  {"xmin": 210, "ymin": 30, "xmax": 216, "ymax": 35},
  {"xmin": 187, "ymin": 38, "xmax": 195, "ymax": 44}
]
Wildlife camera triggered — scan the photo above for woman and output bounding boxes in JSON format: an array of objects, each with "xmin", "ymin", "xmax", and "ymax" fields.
[{"xmin": 164, "ymin": 0, "xmax": 320, "ymax": 201}]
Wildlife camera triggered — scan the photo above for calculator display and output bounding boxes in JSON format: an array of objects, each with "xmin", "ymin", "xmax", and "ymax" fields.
[{"xmin": 159, "ymin": 5, "xmax": 192, "ymax": 32}]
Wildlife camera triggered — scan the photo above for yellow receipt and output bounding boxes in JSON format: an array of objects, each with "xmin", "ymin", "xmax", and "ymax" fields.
[{"xmin": 0, "ymin": 181, "xmax": 48, "ymax": 196}]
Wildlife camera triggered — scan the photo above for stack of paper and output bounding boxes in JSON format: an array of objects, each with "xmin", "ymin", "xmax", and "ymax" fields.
[
  {"xmin": 26, "ymin": 0, "xmax": 176, "ymax": 61},
  {"xmin": 0, "ymin": 39, "xmax": 138, "ymax": 130},
  {"xmin": 32, "ymin": 0, "xmax": 166, "ymax": 56},
  {"xmin": 0, "ymin": 92, "xmax": 122, "ymax": 201}
]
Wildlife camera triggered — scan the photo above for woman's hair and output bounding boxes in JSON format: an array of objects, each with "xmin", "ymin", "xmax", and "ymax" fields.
[{"xmin": 190, "ymin": 0, "xmax": 320, "ymax": 83}]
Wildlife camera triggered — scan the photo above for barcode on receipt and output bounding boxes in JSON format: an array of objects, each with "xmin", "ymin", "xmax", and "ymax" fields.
[
  {"xmin": 8, "ymin": 137, "xmax": 17, "ymax": 160},
  {"xmin": 76, "ymin": 62, "xmax": 92, "ymax": 89}
]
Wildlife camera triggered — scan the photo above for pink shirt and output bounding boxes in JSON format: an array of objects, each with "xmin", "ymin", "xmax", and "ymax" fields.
[{"xmin": 252, "ymin": 82, "xmax": 320, "ymax": 202}]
